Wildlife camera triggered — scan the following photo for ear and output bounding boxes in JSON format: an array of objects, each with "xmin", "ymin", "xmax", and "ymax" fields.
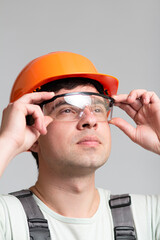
[{"xmin": 29, "ymin": 141, "xmax": 39, "ymax": 153}]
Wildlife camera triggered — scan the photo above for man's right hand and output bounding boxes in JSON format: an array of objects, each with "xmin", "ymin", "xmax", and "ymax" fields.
[{"xmin": 0, "ymin": 92, "xmax": 54, "ymax": 176}]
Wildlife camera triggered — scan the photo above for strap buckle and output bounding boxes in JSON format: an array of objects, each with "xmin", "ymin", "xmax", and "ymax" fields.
[
  {"xmin": 114, "ymin": 226, "xmax": 136, "ymax": 240},
  {"xmin": 109, "ymin": 195, "xmax": 131, "ymax": 209},
  {"xmin": 29, "ymin": 218, "xmax": 51, "ymax": 240}
]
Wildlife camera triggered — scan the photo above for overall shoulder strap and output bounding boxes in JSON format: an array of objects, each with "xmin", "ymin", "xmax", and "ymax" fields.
[
  {"xmin": 10, "ymin": 189, "xmax": 51, "ymax": 240},
  {"xmin": 109, "ymin": 194, "xmax": 137, "ymax": 240}
]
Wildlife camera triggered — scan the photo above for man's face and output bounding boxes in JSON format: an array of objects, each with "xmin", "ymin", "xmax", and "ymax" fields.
[{"xmin": 37, "ymin": 85, "xmax": 111, "ymax": 176}]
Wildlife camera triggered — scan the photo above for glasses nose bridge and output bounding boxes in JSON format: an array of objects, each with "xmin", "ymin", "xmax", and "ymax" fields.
[
  {"xmin": 77, "ymin": 106, "xmax": 98, "ymax": 129},
  {"xmin": 78, "ymin": 106, "xmax": 97, "ymax": 123}
]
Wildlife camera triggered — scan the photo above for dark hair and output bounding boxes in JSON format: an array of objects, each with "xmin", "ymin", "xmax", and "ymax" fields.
[{"xmin": 31, "ymin": 77, "xmax": 105, "ymax": 168}]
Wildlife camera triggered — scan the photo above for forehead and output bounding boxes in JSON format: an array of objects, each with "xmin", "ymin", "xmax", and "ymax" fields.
[{"xmin": 54, "ymin": 85, "xmax": 99, "ymax": 96}]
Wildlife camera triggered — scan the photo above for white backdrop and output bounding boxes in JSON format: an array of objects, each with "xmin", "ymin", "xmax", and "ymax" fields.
[{"xmin": 0, "ymin": 0, "xmax": 160, "ymax": 194}]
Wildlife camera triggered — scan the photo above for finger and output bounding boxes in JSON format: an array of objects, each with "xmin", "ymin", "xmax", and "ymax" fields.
[
  {"xmin": 129, "ymin": 99, "xmax": 142, "ymax": 111},
  {"xmin": 115, "ymin": 99, "xmax": 142, "ymax": 111},
  {"xmin": 112, "ymin": 93, "xmax": 142, "ymax": 112},
  {"xmin": 24, "ymin": 104, "xmax": 47, "ymax": 135},
  {"xmin": 150, "ymin": 92, "xmax": 160, "ymax": 103},
  {"xmin": 109, "ymin": 117, "xmax": 136, "ymax": 142},
  {"xmin": 44, "ymin": 116, "xmax": 53, "ymax": 130},
  {"xmin": 141, "ymin": 91, "xmax": 160, "ymax": 104},
  {"xmin": 114, "ymin": 102, "xmax": 137, "ymax": 119},
  {"xmin": 17, "ymin": 92, "xmax": 55, "ymax": 104},
  {"xmin": 127, "ymin": 89, "xmax": 147, "ymax": 103},
  {"xmin": 112, "ymin": 90, "xmax": 147, "ymax": 104},
  {"xmin": 113, "ymin": 90, "xmax": 160, "ymax": 110},
  {"xmin": 127, "ymin": 90, "xmax": 160, "ymax": 104},
  {"xmin": 112, "ymin": 94, "xmax": 128, "ymax": 103}
]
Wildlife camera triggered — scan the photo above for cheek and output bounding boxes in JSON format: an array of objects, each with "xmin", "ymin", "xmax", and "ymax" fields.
[
  {"xmin": 39, "ymin": 122, "xmax": 74, "ymax": 152},
  {"xmin": 38, "ymin": 125, "xmax": 67, "ymax": 165},
  {"xmin": 99, "ymin": 121, "xmax": 111, "ymax": 138},
  {"xmin": 106, "ymin": 124, "xmax": 111, "ymax": 142},
  {"xmin": 101, "ymin": 123, "xmax": 111, "ymax": 152}
]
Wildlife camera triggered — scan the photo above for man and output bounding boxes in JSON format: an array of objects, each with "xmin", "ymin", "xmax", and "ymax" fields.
[{"xmin": 0, "ymin": 51, "xmax": 160, "ymax": 239}]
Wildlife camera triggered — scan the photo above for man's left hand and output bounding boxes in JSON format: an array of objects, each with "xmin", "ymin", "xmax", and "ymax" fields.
[{"xmin": 110, "ymin": 89, "xmax": 160, "ymax": 155}]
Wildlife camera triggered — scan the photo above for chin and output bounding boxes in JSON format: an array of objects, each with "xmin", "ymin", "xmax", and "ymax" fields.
[{"xmin": 75, "ymin": 153, "xmax": 109, "ymax": 170}]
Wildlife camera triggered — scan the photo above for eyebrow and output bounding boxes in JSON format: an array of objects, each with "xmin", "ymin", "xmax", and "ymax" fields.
[
  {"xmin": 95, "ymin": 98, "xmax": 106, "ymax": 105},
  {"xmin": 51, "ymin": 100, "xmax": 71, "ymax": 110},
  {"xmin": 89, "ymin": 96, "xmax": 109, "ymax": 108},
  {"xmin": 45, "ymin": 101, "xmax": 68, "ymax": 115}
]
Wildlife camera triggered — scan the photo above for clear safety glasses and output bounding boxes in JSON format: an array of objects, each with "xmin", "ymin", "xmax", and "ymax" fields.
[{"xmin": 41, "ymin": 92, "xmax": 115, "ymax": 122}]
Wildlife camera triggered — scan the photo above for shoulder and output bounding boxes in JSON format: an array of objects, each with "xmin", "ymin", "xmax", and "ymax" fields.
[
  {"xmin": 98, "ymin": 188, "xmax": 160, "ymax": 217},
  {"xmin": 97, "ymin": 187, "xmax": 160, "ymax": 209},
  {"xmin": 130, "ymin": 193, "xmax": 160, "ymax": 220},
  {"xmin": 99, "ymin": 189, "xmax": 160, "ymax": 239},
  {"xmin": 0, "ymin": 193, "xmax": 25, "ymax": 218},
  {"xmin": 0, "ymin": 194, "xmax": 29, "ymax": 240},
  {"xmin": 130, "ymin": 194, "xmax": 160, "ymax": 239}
]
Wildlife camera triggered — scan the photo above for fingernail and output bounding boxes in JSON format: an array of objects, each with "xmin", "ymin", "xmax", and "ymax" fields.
[
  {"xmin": 108, "ymin": 119, "xmax": 113, "ymax": 124},
  {"xmin": 127, "ymin": 95, "xmax": 133, "ymax": 101}
]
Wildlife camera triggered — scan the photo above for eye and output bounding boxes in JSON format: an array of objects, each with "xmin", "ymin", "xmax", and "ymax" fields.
[
  {"xmin": 93, "ymin": 105, "xmax": 106, "ymax": 114},
  {"xmin": 58, "ymin": 106, "xmax": 78, "ymax": 115},
  {"xmin": 62, "ymin": 108, "xmax": 72, "ymax": 114},
  {"xmin": 94, "ymin": 108, "xmax": 102, "ymax": 113}
]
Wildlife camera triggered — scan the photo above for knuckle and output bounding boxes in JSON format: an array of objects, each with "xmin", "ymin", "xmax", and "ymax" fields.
[
  {"xmin": 34, "ymin": 104, "xmax": 43, "ymax": 113},
  {"xmin": 149, "ymin": 91, "xmax": 155, "ymax": 96},
  {"xmin": 130, "ymin": 89, "xmax": 136, "ymax": 94},
  {"xmin": 2, "ymin": 107, "xmax": 8, "ymax": 115},
  {"xmin": 31, "ymin": 105, "xmax": 44, "ymax": 118},
  {"xmin": 12, "ymin": 101, "xmax": 23, "ymax": 110}
]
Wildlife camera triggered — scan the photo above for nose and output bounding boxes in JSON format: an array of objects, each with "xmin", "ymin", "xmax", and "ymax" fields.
[{"xmin": 77, "ymin": 107, "xmax": 98, "ymax": 130}]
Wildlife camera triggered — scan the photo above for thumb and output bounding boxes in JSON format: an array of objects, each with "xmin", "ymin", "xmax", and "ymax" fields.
[
  {"xmin": 109, "ymin": 117, "xmax": 136, "ymax": 142},
  {"xmin": 44, "ymin": 116, "xmax": 53, "ymax": 128}
]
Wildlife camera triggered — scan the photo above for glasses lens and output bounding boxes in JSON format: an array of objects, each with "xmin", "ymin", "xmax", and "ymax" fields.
[{"xmin": 42, "ymin": 93, "xmax": 113, "ymax": 121}]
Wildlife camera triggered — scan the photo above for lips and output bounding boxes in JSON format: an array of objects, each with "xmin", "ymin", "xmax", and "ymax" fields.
[{"xmin": 77, "ymin": 136, "xmax": 101, "ymax": 146}]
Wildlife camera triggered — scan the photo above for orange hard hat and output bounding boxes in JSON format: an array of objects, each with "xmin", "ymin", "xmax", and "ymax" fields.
[{"xmin": 10, "ymin": 51, "xmax": 119, "ymax": 102}]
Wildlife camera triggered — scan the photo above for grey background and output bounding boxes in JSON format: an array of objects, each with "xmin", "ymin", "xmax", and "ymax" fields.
[{"xmin": 0, "ymin": 0, "xmax": 159, "ymax": 195}]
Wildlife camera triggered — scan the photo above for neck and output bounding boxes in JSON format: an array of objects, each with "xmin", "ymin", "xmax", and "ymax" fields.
[{"xmin": 30, "ymin": 166, "xmax": 100, "ymax": 218}]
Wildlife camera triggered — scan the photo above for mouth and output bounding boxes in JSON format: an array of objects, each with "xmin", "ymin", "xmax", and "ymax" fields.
[{"xmin": 77, "ymin": 136, "xmax": 101, "ymax": 147}]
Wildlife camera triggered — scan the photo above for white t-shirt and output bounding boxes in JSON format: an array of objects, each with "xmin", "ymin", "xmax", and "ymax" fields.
[{"xmin": 0, "ymin": 188, "xmax": 160, "ymax": 240}]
